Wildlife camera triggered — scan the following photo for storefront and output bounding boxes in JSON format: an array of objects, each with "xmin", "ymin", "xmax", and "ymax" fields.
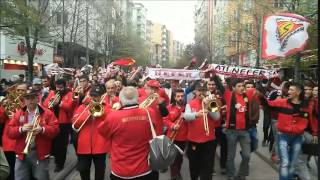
[{"xmin": 0, "ymin": 31, "xmax": 53, "ymax": 80}]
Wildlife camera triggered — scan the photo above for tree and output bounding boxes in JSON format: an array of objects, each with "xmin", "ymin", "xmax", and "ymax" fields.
[{"xmin": 1, "ymin": 0, "xmax": 53, "ymax": 84}]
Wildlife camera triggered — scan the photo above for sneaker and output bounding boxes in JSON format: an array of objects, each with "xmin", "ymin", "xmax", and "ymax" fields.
[
  {"xmin": 212, "ymin": 170, "xmax": 217, "ymax": 176},
  {"xmin": 221, "ymin": 168, "xmax": 226, "ymax": 175}
]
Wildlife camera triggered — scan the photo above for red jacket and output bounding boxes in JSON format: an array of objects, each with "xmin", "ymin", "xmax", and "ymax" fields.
[
  {"xmin": 187, "ymin": 98, "xmax": 216, "ymax": 143},
  {"xmin": 224, "ymin": 90, "xmax": 249, "ymax": 130},
  {"xmin": 8, "ymin": 105, "xmax": 59, "ymax": 160},
  {"xmin": 72, "ymin": 104, "xmax": 110, "ymax": 154},
  {"xmin": 43, "ymin": 90, "xmax": 76, "ymax": 124},
  {"xmin": 0, "ymin": 107, "xmax": 15, "ymax": 152},
  {"xmin": 103, "ymin": 95, "xmax": 119, "ymax": 110},
  {"xmin": 268, "ymin": 98, "xmax": 317, "ymax": 136},
  {"xmin": 163, "ymin": 104, "xmax": 187, "ymax": 141},
  {"xmin": 98, "ymin": 105, "xmax": 156, "ymax": 178}
]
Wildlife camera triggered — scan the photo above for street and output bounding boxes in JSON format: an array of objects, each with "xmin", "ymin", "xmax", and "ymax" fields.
[{"xmin": 47, "ymin": 118, "xmax": 319, "ymax": 180}]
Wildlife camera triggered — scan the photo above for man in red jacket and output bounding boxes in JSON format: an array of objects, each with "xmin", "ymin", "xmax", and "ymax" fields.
[
  {"xmin": 265, "ymin": 82, "xmax": 317, "ymax": 180},
  {"xmin": 43, "ymin": 78, "xmax": 76, "ymax": 172},
  {"xmin": 98, "ymin": 86, "xmax": 159, "ymax": 180},
  {"xmin": 1, "ymin": 83, "xmax": 27, "ymax": 180},
  {"xmin": 8, "ymin": 88, "xmax": 59, "ymax": 180},
  {"xmin": 212, "ymin": 75, "xmax": 252, "ymax": 180},
  {"xmin": 183, "ymin": 84, "xmax": 220, "ymax": 180},
  {"xmin": 103, "ymin": 80, "xmax": 119, "ymax": 109},
  {"xmin": 163, "ymin": 88, "xmax": 187, "ymax": 180},
  {"xmin": 72, "ymin": 85, "xmax": 109, "ymax": 180}
]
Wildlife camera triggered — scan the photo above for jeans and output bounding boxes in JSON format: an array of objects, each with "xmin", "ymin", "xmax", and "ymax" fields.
[
  {"xmin": 248, "ymin": 128, "xmax": 258, "ymax": 152},
  {"xmin": 295, "ymin": 132, "xmax": 314, "ymax": 180},
  {"xmin": 271, "ymin": 119, "xmax": 278, "ymax": 156},
  {"xmin": 225, "ymin": 129, "xmax": 251, "ymax": 177},
  {"xmin": 277, "ymin": 133, "xmax": 303, "ymax": 180}
]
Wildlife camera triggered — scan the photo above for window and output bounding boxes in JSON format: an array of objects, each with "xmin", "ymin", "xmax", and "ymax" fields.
[{"xmin": 56, "ymin": 12, "xmax": 68, "ymax": 25}]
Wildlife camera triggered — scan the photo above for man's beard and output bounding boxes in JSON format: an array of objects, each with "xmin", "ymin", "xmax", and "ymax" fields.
[{"xmin": 176, "ymin": 100, "xmax": 183, "ymax": 106}]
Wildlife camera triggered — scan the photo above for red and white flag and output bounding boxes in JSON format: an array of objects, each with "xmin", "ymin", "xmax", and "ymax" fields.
[{"xmin": 261, "ymin": 13, "xmax": 310, "ymax": 60}]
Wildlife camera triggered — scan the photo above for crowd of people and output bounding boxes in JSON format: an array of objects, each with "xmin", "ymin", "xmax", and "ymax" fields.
[{"xmin": 0, "ymin": 64, "xmax": 318, "ymax": 180}]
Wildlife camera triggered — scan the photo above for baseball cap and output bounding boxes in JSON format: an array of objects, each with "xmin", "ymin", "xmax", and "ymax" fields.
[{"xmin": 146, "ymin": 80, "xmax": 160, "ymax": 88}]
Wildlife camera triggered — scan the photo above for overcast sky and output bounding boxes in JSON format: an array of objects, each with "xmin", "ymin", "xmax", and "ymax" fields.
[{"xmin": 134, "ymin": 0, "xmax": 196, "ymax": 45}]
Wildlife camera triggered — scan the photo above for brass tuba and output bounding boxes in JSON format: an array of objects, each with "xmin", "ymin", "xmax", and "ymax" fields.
[{"xmin": 139, "ymin": 93, "xmax": 159, "ymax": 108}]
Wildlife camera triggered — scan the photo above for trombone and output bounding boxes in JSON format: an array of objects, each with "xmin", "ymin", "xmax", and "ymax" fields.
[
  {"xmin": 169, "ymin": 114, "xmax": 183, "ymax": 141},
  {"xmin": 23, "ymin": 113, "xmax": 40, "ymax": 154},
  {"xmin": 72, "ymin": 93, "xmax": 107, "ymax": 133},
  {"xmin": 201, "ymin": 92, "xmax": 221, "ymax": 136},
  {"xmin": 48, "ymin": 92, "xmax": 61, "ymax": 109}
]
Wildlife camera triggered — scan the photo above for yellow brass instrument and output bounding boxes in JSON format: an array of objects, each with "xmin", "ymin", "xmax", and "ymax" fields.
[
  {"xmin": 73, "ymin": 86, "xmax": 81, "ymax": 100},
  {"xmin": 206, "ymin": 92, "xmax": 221, "ymax": 112},
  {"xmin": 23, "ymin": 113, "xmax": 40, "ymax": 154},
  {"xmin": 48, "ymin": 92, "xmax": 61, "ymax": 109},
  {"xmin": 169, "ymin": 114, "xmax": 183, "ymax": 141},
  {"xmin": 201, "ymin": 92, "xmax": 222, "ymax": 136},
  {"xmin": 139, "ymin": 93, "xmax": 159, "ymax": 108},
  {"xmin": 2, "ymin": 90, "xmax": 23, "ymax": 118},
  {"xmin": 72, "ymin": 93, "xmax": 107, "ymax": 132}
]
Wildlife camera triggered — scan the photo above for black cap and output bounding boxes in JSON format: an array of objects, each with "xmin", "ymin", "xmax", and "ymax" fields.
[
  {"xmin": 195, "ymin": 84, "xmax": 206, "ymax": 91},
  {"xmin": 90, "ymin": 85, "xmax": 104, "ymax": 96}
]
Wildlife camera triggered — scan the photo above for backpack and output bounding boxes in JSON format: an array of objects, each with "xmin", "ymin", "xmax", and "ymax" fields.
[{"xmin": 145, "ymin": 109, "xmax": 182, "ymax": 171}]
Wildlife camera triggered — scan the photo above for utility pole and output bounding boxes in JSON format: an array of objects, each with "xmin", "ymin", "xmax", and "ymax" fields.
[
  {"xmin": 85, "ymin": 1, "xmax": 89, "ymax": 65},
  {"xmin": 61, "ymin": 0, "xmax": 65, "ymax": 67},
  {"xmin": 235, "ymin": 2, "xmax": 241, "ymax": 65}
]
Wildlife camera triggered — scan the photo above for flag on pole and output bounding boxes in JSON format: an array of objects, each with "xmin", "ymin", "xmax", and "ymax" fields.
[
  {"xmin": 112, "ymin": 57, "xmax": 135, "ymax": 66},
  {"xmin": 261, "ymin": 13, "xmax": 310, "ymax": 60}
]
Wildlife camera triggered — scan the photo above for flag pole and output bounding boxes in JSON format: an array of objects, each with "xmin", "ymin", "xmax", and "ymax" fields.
[{"xmin": 294, "ymin": 52, "xmax": 301, "ymax": 83}]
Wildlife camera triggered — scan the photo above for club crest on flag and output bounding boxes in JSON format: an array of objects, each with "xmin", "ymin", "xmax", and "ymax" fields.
[
  {"xmin": 276, "ymin": 20, "xmax": 304, "ymax": 50},
  {"xmin": 261, "ymin": 13, "xmax": 310, "ymax": 60}
]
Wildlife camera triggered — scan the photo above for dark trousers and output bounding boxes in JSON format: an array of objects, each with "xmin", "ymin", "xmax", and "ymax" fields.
[
  {"xmin": 110, "ymin": 171, "xmax": 159, "ymax": 180},
  {"xmin": 170, "ymin": 141, "xmax": 186, "ymax": 179},
  {"xmin": 77, "ymin": 154, "xmax": 106, "ymax": 180},
  {"xmin": 4, "ymin": 151, "xmax": 15, "ymax": 180},
  {"xmin": 187, "ymin": 140, "xmax": 215, "ymax": 180},
  {"xmin": 213, "ymin": 127, "xmax": 228, "ymax": 169},
  {"xmin": 52, "ymin": 124, "xmax": 72, "ymax": 168}
]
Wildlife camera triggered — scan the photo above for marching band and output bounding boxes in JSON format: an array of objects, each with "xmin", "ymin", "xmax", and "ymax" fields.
[{"xmin": 0, "ymin": 64, "xmax": 318, "ymax": 180}]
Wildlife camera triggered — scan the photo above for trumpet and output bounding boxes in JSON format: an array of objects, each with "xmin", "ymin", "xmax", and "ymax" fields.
[
  {"xmin": 48, "ymin": 92, "xmax": 61, "ymax": 109},
  {"xmin": 23, "ymin": 114, "xmax": 40, "ymax": 154},
  {"xmin": 139, "ymin": 93, "xmax": 159, "ymax": 108},
  {"xmin": 73, "ymin": 86, "xmax": 81, "ymax": 100},
  {"xmin": 72, "ymin": 93, "xmax": 107, "ymax": 133}
]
